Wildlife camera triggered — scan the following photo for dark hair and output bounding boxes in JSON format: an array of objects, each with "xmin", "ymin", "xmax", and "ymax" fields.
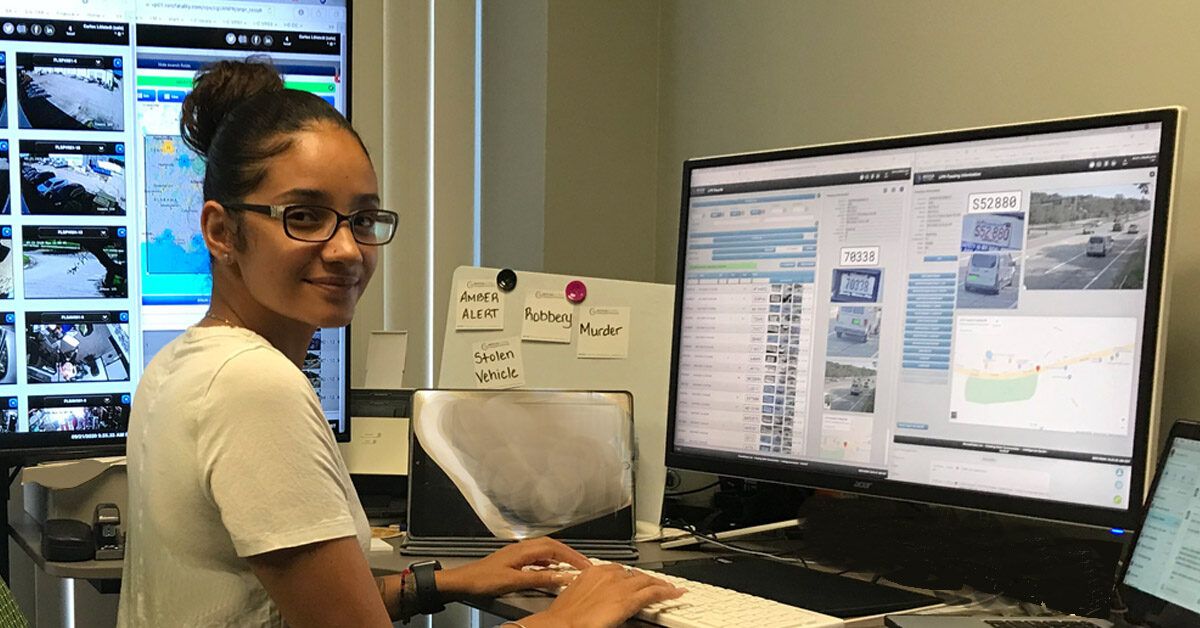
[{"xmin": 180, "ymin": 58, "xmax": 368, "ymax": 204}]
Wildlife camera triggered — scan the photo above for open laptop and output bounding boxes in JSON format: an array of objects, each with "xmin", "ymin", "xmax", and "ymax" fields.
[
  {"xmin": 400, "ymin": 389, "xmax": 639, "ymax": 560},
  {"xmin": 887, "ymin": 419, "xmax": 1200, "ymax": 628}
]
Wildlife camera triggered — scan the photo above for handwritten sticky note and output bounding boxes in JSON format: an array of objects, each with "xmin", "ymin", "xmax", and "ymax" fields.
[
  {"xmin": 472, "ymin": 337, "xmax": 526, "ymax": 389},
  {"xmin": 576, "ymin": 306, "xmax": 630, "ymax": 359},
  {"xmin": 454, "ymin": 278, "xmax": 504, "ymax": 331},
  {"xmin": 521, "ymin": 290, "xmax": 574, "ymax": 343}
]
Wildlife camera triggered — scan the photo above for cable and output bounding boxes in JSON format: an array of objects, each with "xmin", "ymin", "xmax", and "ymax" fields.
[
  {"xmin": 664, "ymin": 481, "xmax": 720, "ymax": 497},
  {"xmin": 662, "ymin": 518, "xmax": 811, "ymax": 569}
]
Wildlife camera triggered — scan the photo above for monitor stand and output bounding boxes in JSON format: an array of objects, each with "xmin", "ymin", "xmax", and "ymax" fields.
[{"xmin": 655, "ymin": 554, "xmax": 940, "ymax": 617}]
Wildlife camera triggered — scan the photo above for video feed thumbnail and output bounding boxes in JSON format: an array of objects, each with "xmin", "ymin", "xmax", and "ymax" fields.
[
  {"xmin": 0, "ymin": 226, "xmax": 12, "ymax": 298},
  {"xmin": 0, "ymin": 398, "xmax": 16, "ymax": 433},
  {"xmin": 1, "ymin": 141, "xmax": 9, "ymax": 214},
  {"xmin": 27, "ymin": 393, "xmax": 131, "ymax": 434},
  {"xmin": 1, "ymin": 52, "xmax": 7, "ymax": 126},
  {"xmin": 0, "ymin": 313, "xmax": 14, "ymax": 385},
  {"xmin": 20, "ymin": 141, "xmax": 126, "ymax": 215},
  {"xmin": 26, "ymin": 311, "xmax": 131, "ymax": 384},
  {"xmin": 23, "ymin": 225, "xmax": 128, "ymax": 298},
  {"xmin": 17, "ymin": 53, "xmax": 124, "ymax": 131}
]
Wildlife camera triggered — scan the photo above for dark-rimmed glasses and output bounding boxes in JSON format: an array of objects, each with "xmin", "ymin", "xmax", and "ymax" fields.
[{"xmin": 223, "ymin": 203, "xmax": 398, "ymax": 245}]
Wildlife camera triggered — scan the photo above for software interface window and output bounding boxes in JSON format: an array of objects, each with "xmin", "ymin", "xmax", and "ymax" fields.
[
  {"xmin": 1124, "ymin": 435, "xmax": 1200, "ymax": 614},
  {"xmin": 0, "ymin": 0, "xmax": 350, "ymax": 441},
  {"xmin": 674, "ymin": 123, "xmax": 1163, "ymax": 511}
]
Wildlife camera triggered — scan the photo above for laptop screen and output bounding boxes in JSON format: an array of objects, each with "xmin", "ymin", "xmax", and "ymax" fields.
[
  {"xmin": 1121, "ymin": 431, "xmax": 1200, "ymax": 621},
  {"xmin": 405, "ymin": 390, "xmax": 635, "ymax": 546}
]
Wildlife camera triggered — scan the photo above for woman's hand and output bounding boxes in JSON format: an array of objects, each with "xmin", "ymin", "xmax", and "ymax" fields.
[
  {"xmin": 435, "ymin": 537, "xmax": 592, "ymax": 599},
  {"xmin": 523, "ymin": 563, "xmax": 685, "ymax": 628}
]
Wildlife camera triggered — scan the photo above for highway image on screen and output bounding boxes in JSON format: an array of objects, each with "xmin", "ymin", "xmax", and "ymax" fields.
[
  {"xmin": 823, "ymin": 359, "xmax": 877, "ymax": 413},
  {"xmin": 949, "ymin": 315, "xmax": 1136, "ymax": 435},
  {"xmin": 1024, "ymin": 184, "xmax": 1151, "ymax": 290},
  {"xmin": 22, "ymin": 226, "xmax": 128, "ymax": 299},
  {"xmin": 16, "ymin": 53, "xmax": 124, "ymax": 131}
]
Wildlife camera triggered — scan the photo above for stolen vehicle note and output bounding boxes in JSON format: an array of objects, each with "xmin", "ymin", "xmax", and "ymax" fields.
[
  {"xmin": 521, "ymin": 290, "xmax": 574, "ymax": 343},
  {"xmin": 455, "ymin": 278, "xmax": 505, "ymax": 331},
  {"xmin": 472, "ymin": 337, "xmax": 526, "ymax": 388},
  {"xmin": 576, "ymin": 306, "xmax": 630, "ymax": 359}
]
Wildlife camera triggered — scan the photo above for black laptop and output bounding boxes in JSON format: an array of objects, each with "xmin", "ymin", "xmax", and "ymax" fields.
[
  {"xmin": 887, "ymin": 419, "xmax": 1200, "ymax": 628},
  {"xmin": 400, "ymin": 389, "xmax": 639, "ymax": 560}
]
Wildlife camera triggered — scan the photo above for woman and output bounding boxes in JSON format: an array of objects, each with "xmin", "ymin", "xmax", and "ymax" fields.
[{"xmin": 117, "ymin": 59, "xmax": 682, "ymax": 627}]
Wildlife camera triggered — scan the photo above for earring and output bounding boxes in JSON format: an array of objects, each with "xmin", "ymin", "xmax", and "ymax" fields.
[{"xmin": 223, "ymin": 253, "xmax": 232, "ymax": 264}]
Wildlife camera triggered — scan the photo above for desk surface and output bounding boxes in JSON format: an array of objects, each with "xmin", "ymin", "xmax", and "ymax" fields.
[
  {"xmin": 9, "ymin": 515, "xmax": 713, "ymax": 625},
  {"xmin": 11, "ymin": 518, "xmax": 959, "ymax": 627}
]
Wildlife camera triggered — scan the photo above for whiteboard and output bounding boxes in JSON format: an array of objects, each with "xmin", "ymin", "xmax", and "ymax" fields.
[{"xmin": 438, "ymin": 266, "xmax": 675, "ymax": 536}]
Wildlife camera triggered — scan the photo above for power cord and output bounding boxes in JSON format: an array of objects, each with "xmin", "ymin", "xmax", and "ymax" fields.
[
  {"xmin": 662, "ymin": 517, "xmax": 811, "ymax": 569},
  {"xmin": 664, "ymin": 481, "xmax": 720, "ymax": 497}
]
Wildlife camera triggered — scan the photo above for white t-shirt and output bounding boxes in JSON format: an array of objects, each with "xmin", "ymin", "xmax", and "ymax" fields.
[{"xmin": 117, "ymin": 326, "xmax": 370, "ymax": 627}]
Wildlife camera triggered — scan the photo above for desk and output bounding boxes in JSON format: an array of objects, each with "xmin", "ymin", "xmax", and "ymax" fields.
[
  {"xmin": 9, "ymin": 517, "xmax": 751, "ymax": 627},
  {"xmin": 9, "ymin": 518, "xmax": 950, "ymax": 628}
]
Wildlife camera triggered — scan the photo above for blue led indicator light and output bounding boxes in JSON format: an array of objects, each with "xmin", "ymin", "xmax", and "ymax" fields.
[
  {"xmin": 122, "ymin": 395, "xmax": 132, "ymax": 404},
  {"xmin": 2, "ymin": 227, "xmax": 10, "ymax": 237},
  {"xmin": 119, "ymin": 312, "xmax": 129, "ymax": 322},
  {"xmin": 118, "ymin": 227, "xmax": 127, "ymax": 237},
  {"xmin": 1110, "ymin": 528, "xmax": 1126, "ymax": 536},
  {"xmin": 4, "ymin": 313, "xmax": 13, "ymax": 323},
  {"xmin": 7, "ymin": 398, "xmax": 15, "ymax": 409}
]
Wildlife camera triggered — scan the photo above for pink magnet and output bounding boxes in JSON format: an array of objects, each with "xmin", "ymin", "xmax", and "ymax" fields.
[{"xmin": 565, "ymin": 280, "xmax": 587, "ymax": 304}]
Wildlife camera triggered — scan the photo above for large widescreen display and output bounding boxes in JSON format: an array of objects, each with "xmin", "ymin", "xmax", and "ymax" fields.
[
  {"xmin": 667, "ymin": 109, "xmax": 1181, "ymax": 530},
  {"xmin": 0, "ymin": 0, "xmax": 352, "ymax": 459}
]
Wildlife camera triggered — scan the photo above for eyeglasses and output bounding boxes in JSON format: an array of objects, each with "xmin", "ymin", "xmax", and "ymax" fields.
[{"xmin": 223, "ymin": 203, "xmax": 399, "ymax": 245}]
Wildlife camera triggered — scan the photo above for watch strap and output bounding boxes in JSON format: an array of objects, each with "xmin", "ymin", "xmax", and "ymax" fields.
[{"xmin": 410, "ymin": 560, "xmax": 445, "ymax": 615}]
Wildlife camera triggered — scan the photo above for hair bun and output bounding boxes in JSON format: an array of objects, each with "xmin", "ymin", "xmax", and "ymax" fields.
[{"xmin": 180, "ymin": 59, "xmax": 285, "ymax": 157}]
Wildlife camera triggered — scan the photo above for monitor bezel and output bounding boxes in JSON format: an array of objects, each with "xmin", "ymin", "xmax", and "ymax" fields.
[{"xmin": 665, "ymin": 108, "xmax": 1181, "ymax": 531}]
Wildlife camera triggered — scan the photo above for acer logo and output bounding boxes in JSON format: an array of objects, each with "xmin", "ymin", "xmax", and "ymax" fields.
[{"xmin": 853, "ymin": 481, "xmax": 873, "ymax": 489}]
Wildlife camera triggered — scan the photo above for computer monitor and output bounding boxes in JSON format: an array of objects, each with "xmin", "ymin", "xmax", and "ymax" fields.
[
  {"xmin": 0, "ymin": 0, "xmax": 354, "ymax": 461},
  {"xmin": 666, "ymin": 108, "xmax": 1182, "ymax": 531}
]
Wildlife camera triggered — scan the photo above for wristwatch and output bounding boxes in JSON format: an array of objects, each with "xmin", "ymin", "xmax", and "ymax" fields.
[{"xmin": 409, "ymin": 560, "xmax": 445, "ymax": 615}]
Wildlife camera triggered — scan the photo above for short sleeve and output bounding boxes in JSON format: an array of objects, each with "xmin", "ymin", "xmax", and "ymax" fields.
[{"xmin": 196, "ymin": 347, "xmax": 356, "ymax": 557}]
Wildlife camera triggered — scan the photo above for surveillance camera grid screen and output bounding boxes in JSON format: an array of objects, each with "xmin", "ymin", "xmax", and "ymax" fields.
[{"xmin": 0, "ymin": 2, "xmax": 352, "ymax": 456}]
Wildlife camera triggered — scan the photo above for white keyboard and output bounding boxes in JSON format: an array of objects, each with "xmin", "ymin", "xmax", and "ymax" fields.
[{"xmin": 529, "ymin": 560, "xmax": 844, "ymax": 628}]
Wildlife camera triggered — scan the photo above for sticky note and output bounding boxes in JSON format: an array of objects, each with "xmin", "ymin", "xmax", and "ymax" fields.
[
  {"xmin": 472, "ymin": 337, "xmax": 526, "ymax": 388},
  {"xmin": 576, "ymin": 306, "xmax": 630, "ymax": 359},
  {"xmin": 521, "ymin": 290, "xmax": 574, "ymax": 343},
  {"xmin": 455, "ymin": 278, "xmax": 504, "ymax": 331}
]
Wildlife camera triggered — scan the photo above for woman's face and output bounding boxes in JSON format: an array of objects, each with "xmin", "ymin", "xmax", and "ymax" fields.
[{"xmin": 230, "ymin": 124, "xmax": 380, "ymax": 328}]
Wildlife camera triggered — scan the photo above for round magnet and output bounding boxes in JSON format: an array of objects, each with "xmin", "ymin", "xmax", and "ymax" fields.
[
  {"xmin": 496, "ymin": 268, "xmax": 518, "ymax": 292},
  {"xmin": 565, "ymin": 280, "xmax": 587, "ymax": 304}
]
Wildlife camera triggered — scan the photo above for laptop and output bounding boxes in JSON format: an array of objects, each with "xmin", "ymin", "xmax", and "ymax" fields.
[
  {"xmin": 887, "ymin": 419, "xmax": 1200, "ymax": 628},
  {"xmin": 400, "ymin": 389, "xmax": 639, "ymax": 560}
]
